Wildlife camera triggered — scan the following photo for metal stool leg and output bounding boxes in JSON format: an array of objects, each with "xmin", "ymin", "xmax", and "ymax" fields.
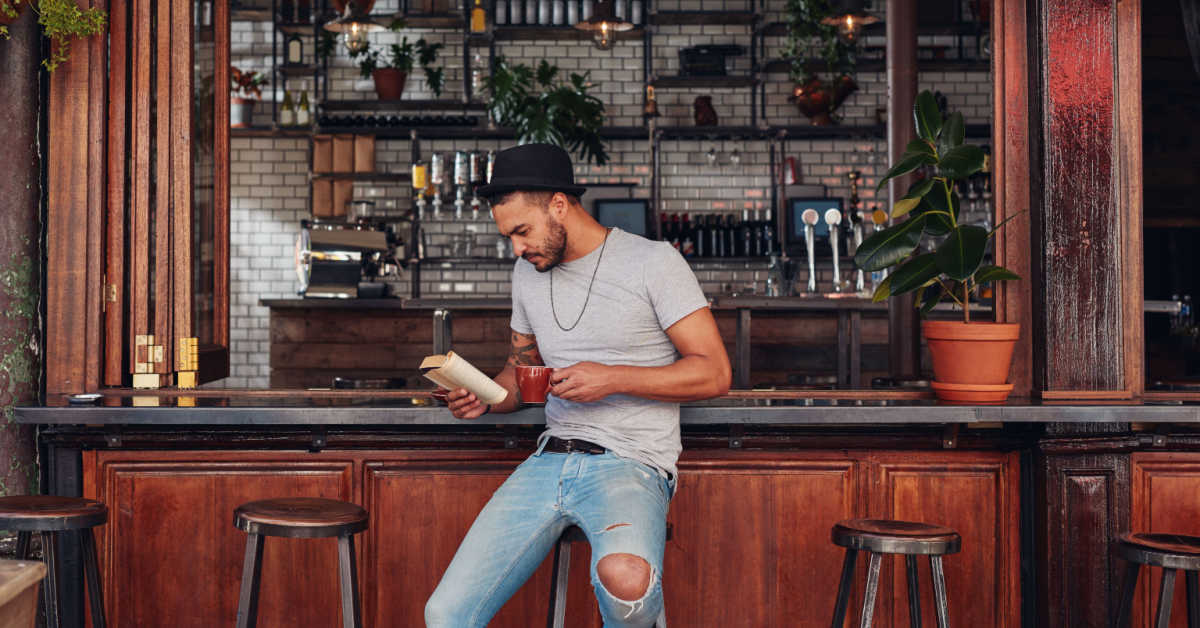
[
  {"xmin": 546, "ymin": 536, "xmax": 572, "ymax": 628},
  {"xmin": 1116, "ymin": 562, "xmax": 1141, "ymax": 628},
  {"xmin": 81, "ymin": 528, "xmax": 107, "ymax": 628},
  {"xmin": 931, "ymin": 555, "xmax": 951, "ymax": 628},
  {"xmin": 338, "ymin": 534, "xmax": 363, "ymax": 628},
  {"xmin": 905, "ymin": 555, "xmax": 921, "ymax": 628},
  {"xmin": 1187, "ymin": 570, "xmax": 1200, "ymax": 628},
  {"xmin": 830, "ymin": 548, "xmax": 858, "ymax": 628},
  {"xmin": 1156, "ymin": 569, "xmax": 1178, "ymax": 628},
  {"xmin": 858, "ymin": 552, "xmax": 883, "ymax": 628},
  {"xmin": 235, "ymin": 532, "xmax": 265, "ymax": 628},
  {"xmin": 15, "ymin": 531, "xmax": 31, "ymax": 560},
  {"xmin": 40, "ymin": 531, "xmax": 61, "ymax": 628}
]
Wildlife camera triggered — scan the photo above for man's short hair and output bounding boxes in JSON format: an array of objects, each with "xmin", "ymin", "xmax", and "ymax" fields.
[{"xmin": 485, "ymin": 190, "xmax": 579, "ymax": 210}]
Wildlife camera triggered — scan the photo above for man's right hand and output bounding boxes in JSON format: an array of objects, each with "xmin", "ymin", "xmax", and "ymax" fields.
[{"xmin": 442, "ymin": 388, "xmax": 491, "ymax": 420}]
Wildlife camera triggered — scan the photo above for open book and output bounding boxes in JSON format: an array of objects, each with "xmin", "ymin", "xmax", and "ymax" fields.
[{"xmin": 419, "ymin": 351, "xmax": 509, "ymax": 406}]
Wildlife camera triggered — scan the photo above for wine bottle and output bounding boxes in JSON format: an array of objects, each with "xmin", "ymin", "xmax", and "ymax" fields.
[
  {"xmin": 681, "ymin": 213, "xmax": 695, "ymax": 258},
  {"xmin": 694, "ymin": 215, "xmax": 708, "ymax": 258},
  {"xmin": 669, "ymin": 213, "xmax": 681, "ymax": 250},
  {"xmin": 279, "ymin": 91, "xmax": 295, "ymax": 127},
  {"xmin": 470, "ymin": 0, "xmax": 487, "ymax": 32},
  {"xmin": 296, "ymin": 92, "xmax": 311, "ymax": 126}
]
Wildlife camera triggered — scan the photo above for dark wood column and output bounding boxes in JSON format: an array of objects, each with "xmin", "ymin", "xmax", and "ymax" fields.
[
  {"xmin": 885, "ymin": 0, "xmax": 920, "ymax": 379},
  {"xmin": 1027, "ymin": 0, "xmax": 1143, "ymax": 398}
]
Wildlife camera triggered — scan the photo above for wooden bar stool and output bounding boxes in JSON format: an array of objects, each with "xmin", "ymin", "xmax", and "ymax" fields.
[
  {"xmin": 547, "ymin": 524, "xmax": 670, "ymax": 628},
  {"xmin": 233, "ymin": 497, "xmax": 368, "ymax": 628},
  {"xmin": 1114, "ymin": 532, "xmax": 1200, "ymax": 627},
  {"xmin": 830, "ymin": 518, "xmax": 961, "ymax": 628},
  {"xmin": 0, "ymin": 496, "xmax": 108, "ymax": 628}
]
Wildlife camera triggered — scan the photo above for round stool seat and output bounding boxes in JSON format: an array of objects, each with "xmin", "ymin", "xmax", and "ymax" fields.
[
  {"xmin": 1116, "ymin": 532, "xmax": 1200, "ymax": 571},
  {"xmin": 832, "ymin": 518, "xmax": 962, "ymax": 556},
  {"xmin": 0, "ymin": 496, "xmax": 108, "ymax": 531},
  {"xmin": 234, "ymin": 498, "xmax": 367, "ymax": 539}
]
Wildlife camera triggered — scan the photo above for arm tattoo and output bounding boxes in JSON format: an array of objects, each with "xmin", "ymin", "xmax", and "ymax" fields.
[{"xmin": 508, "ymin": 331, "xmax": 543, "ymax": 366}]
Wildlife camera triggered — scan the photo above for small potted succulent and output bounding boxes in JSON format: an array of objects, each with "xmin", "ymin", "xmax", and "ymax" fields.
[
  {"xmin": 486, "ymin": 57, "xmax": 608, "ymax": 165},
  {"xmin": 2, "ymin": 0, "xmax": 107, "ymax": 70},
  {"xmin": 352, "ymin": 26, "xmax": 445, "ymax": 100},
  {"xmin": 782, "ymin": 0, "xmax": 859, "ymax": 125},
  {"xmin": 854, "ymin": 90, "xmax": 1021, "ymax": 402},
  {"xmin": 230, "ymin": 67, "xmax": 268, "ymax": 128}
]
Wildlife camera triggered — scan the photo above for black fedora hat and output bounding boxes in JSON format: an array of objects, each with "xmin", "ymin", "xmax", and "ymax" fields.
[{"xmin": 475, "ymin": 143, "xmax": 586, "ymax": 198}]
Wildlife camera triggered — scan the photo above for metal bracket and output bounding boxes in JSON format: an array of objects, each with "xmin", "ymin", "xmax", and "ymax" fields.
[
  {"xmin": 729, "ymin": 425, "xmax": 744, "ymax": 449},
  {"xmin": 309, "ymin": 428, "xmax": 328, "ymax": 453},
  {"xmin": 942, "ymin": 424, "xmax": 960, "ymax": 449}
]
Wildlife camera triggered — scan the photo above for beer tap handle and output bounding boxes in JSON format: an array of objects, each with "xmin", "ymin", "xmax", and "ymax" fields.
[
  {"xmin": 825, "ymin": 208, "xmax": 843, "ymax": 293},
  {"xmin": 802, "ymin": 209, "xmax": 819, "ymax": 293}
]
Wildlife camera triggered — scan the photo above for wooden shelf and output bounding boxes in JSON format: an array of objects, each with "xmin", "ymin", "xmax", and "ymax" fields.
[
  {"xmin": 278, "ymin": 64, "xmax": 320, "ymax": 77},
  {"xmin": 759, "ymin": 58, "xmax": 990, "ymax": 74},
  {"xmin": 649, "ymin": 11, "xmax": 758, "ymax": 25},
  {"xmin": 310, "ymin": 172, "xmax": 412, "ymax": 182},
  {"xmin": 491, "ymin": 25, "xmax": 644, "ymax": 41},
  {"xmin": 658, "ymin": 125, "xmax": 764, "ymax": 140},
  {"xmin": 277, "ymin": 22, "xmax": 318, "ymax": 35},
  {"xmin": 652, "ymin": 75, "xmax": 759, "ymax": 89},
  {"xmin": 315, "ymin": 125, "xmax": 648, "ymax": 140},
  {"xmin": 230, "ymin": 7, "xmax": 271, "ymax": 21},
  {"xmin": 230, "ymin": 126, "xmax": 313, "ymax": 138},
  {"xmin": 396, "ymin": 13, "xmax": 466, "ymax": 28},
  {"xmin": 320, "ymin": 99, "xmax": 487, "ymax": 111}
]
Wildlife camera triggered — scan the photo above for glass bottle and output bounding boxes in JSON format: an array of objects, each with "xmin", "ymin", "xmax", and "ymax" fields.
[
  {"xmin": 525, "ymin": 0, "xmax": 537, "ymax": 24},
  {"xmin": 279, "ymin": 91, "xmax": 295, "ymax": 127},
  {"xmin": 538, "ymin": 0, "xmax": 550, "ymax": 24},
  {"xmin": 630, "ymin": 0, "xmax": 641, "ymax": 24},
  {"xmin": 470, "ymin": 0, "xmax": 487, "ymax": 32},
  {"xmin": 509, "ymin": 0, "xmax": 523, "ymax": 24},
  {"xmin": 495, "ymin": 0, "xmax": 507, "ymax": 24},
  {"xmin": 295, "ymin": 91, "xmax": 311, "ymax": 126},
  {"xmin": 552, "ymin": 0, "xmax": 563, "ymax": 24},
  {"xmin": 286, "ymin": 33, "xmax": 303, "ymax": 65},
  {"xmin": 581, "ymin": 0, "xmax": 592, "ymax": 20},
  {"xmin": 566, "ymin": 0, "xmax": 578, "ymax": 25}
]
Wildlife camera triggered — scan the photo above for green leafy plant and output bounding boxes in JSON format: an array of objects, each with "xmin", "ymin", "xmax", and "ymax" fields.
[
  {"xmin": 32, "ymin": 0, "xmax": 107, "ymax": 71},
  {"xmin": 486, "ymin": 57, "xmax": 608, "ymax": 166},
  {"xmin": 0, "ymin": 0, "xmax": 20, "ymax": 39},
  {"xmin": 230, "ymin": 67, "xmax": 268, "ymax": 100},
  {"xmin": 782, "ymin": 0, "xmax": 857, "ymax": 85},
  {"xmin": 351, "ymin": 21, "xmax": 445, "ymax": 97},
  {"xmin": 853, "ymin": 90, "xmax": 1020, "ymax": 323}
]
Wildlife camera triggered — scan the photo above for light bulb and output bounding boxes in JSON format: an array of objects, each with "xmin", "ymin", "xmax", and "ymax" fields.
[
  {"xmin": 592, "ymin": 22, "xmax": 613, "ymax": 50},
  {"xmin": 343, "ymin": 23, "xmax": 369, "ymax": 54},
  {"xmin": 836, "ymin": 15, "xmax": 861, "ymax": 43}
]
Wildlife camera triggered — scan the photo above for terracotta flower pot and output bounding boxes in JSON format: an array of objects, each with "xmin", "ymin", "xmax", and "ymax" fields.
[
  {"xmin": 922, "ymin": 320, "xmax": 1020, "ymax": 402},
  {"xmin": 230, "ymin": 97, "xmax": 256, "ymax": 128},
  {"xmin": 371, "ymin": 68, "xmax": 407, "ymax": 101},
  {"xmin": 790, "ymin": 75, "xmax": 858, "ymax": 126}
]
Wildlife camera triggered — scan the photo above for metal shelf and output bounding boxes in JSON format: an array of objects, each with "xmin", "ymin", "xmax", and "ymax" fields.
[
  {"xmin": 310, "ymin": 172, "xmax": 413, "ymax": 182},
  {"xmin": 490, "ymin": 25, "xmax": 645, "ymax": 41},
  {"xmin": 649, "ymin": 11, "xmax": 758, "ymax": 25},
  {"xmin": 279, "ymin": 63, "xmax": 320, "ymax": 77},
  {"xmin": 277, "ymin": 21, "xmax": 317, "ymax": 35},
  {"xmin": 230, "ymin": 126, "xmax": 314, "ymax": 138},
  {"xmin": 396, "ymin": 13, "xmax": 466, "ymax": 28},
  {"xmin": 320, "ymin": 100, "xmax": 488, "ymax": 111},
  {"xmin": 315, "ymin": 125, "xmax": 648, "ymax": 140},
  {"xmin": 652, "ymin": 76, "xmax": 759, "ymax": 89}
]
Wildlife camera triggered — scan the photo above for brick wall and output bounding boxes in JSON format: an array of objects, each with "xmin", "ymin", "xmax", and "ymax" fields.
[{"xmin": 219, "ymin": 0, "xmax": 992, "ymax": 387}]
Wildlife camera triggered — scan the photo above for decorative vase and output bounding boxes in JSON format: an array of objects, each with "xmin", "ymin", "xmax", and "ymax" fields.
[
  {"xmin": 230, "ymin": 97, "xmax": 256, "ymax": 128},
  {"xmin": 922, "ymin": 320, "xmax": 1019, "ymax": 402},
  {"xmin": 371, "ymin": 69, "xmax": 408, "ymax": 100},
  {"xmin": 790, "ymin": 75, "xmax": 858, "ymax": 126}
]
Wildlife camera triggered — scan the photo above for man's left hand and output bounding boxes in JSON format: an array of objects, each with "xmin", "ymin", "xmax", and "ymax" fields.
[{"xmin": 549, "ymin": 362, "xmax": 617, "ymax": 403}]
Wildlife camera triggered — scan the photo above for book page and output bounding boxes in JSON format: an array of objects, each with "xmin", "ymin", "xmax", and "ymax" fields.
[{"xmin": 421, "ymin": 351, "xmax": 509, "ymax": 406}]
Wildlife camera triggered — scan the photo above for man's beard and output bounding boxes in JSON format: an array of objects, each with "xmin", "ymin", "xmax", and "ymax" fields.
[{"xmin": 525, "ymin": 217, "xmax": 568, "ymax": 272}]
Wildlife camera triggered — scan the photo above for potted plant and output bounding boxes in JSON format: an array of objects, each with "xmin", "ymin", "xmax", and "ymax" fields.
[
  {"xmin": 486, "ymin": 57, "xmax": 608, "ymax": 165},
  {"xmin": 2, "ymin": 0, "xmax": 107, "ymax": 69},
  {"xmin": 230, "ymin": 67, "xmax": 267, "ymax": 128},
  {"xmin": 353, "ymin": 31, "xmax": 444, "ymax": 101},
  {"xmin": 854, "ymin": 90, "xmax": 1021, "ymax": 402},
  {"xmin": 782, "ymin": 0, "xmax": 859, "ymax": 125}
]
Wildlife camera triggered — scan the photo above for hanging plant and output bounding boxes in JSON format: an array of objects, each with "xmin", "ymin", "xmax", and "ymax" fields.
[
  {"xmin": 31, "ymin": 0, "xmax": 107, "ymax": 71},
  {"xmin": 781, "ymin": 0, "xmax": 859, "ymax": 124},
  {"xmin": 0, "ymin": 0, "xmax": 27, "ymax": 40}
]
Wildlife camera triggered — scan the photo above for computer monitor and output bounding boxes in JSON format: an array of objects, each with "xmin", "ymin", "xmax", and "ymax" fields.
[{"xmin": 783, "ymin": 197, "xmax": 843, "ymax": 257}]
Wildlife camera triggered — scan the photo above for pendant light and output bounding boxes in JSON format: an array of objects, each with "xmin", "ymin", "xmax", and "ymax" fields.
[
  {"xmin": 820, "ymin": 0, "xmax": 879, "ymax": 44},
  {"xmin": 323, "ymin": 0, "xmax": 382, "ymax": 55},
  {"xmin": 572, "ymin": 0, "xmax": 632, "ymax": 51}
]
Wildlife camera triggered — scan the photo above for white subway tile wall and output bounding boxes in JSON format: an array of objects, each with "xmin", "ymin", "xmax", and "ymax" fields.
[{"xmin": 220, "ymin": 0, "xmax": 993, "ymax": 386}]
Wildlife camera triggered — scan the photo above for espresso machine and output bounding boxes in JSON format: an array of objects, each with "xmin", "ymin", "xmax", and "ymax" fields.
[{"xmin": 295, "ymin": 219, "xmax": 400, "ymax": 298}]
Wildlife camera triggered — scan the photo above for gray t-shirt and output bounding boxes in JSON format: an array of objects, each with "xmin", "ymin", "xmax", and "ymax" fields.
[{"xmin": 510, "ymin": 227, "xmax": 710, "ymax": 478}]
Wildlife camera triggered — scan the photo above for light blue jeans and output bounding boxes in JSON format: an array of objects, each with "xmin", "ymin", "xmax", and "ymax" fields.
[{"xmin": 425, "ymin": 446, "xmax": 674, "ymax": 628}]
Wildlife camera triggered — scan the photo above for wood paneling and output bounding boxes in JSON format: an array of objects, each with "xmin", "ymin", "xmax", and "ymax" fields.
[
  {"xmin": 871, "ymin": 452, "xmax": 1021, "ymax": 627},
  {"xmin": 1130, "ymin": 454, "xmax": 1200, "ymax": 627},
  {"xmin": 1037, "ymin": 451, "xmax": 1129, "ymax": 627}
]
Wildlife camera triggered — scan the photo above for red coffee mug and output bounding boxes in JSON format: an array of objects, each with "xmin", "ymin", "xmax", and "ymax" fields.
[{"xmin": 515, "ymin": 365, "xmax": 552, "ymax": 404}]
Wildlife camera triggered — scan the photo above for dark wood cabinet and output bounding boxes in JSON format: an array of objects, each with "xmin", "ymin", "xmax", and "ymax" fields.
[
  {"xmin": 1129, "ymin": 453, "xmax": 1200, "ymax": 627},
  {"xmin": 83, "ymin": 448, "xmax": 1019, "ymax": 627}
]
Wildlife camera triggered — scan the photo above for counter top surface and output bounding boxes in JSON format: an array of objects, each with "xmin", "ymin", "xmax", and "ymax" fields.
[
  {"xmin": 261, "ymin": 296, "xmax": 987, "ymax": 312},
  {"xmin": 15, "ymin": 392, "xmax": 1200, "ymax": 425}
]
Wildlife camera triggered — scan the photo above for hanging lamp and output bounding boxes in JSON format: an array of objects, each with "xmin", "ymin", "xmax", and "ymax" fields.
[
  {"xmin": 323, "ymin": 0, "xmax": 383, "ymax": 55},
  {"xmin": 820, "ymin": 0, "xmax": 879, "ymax": 44},
  {"xmin": 572, "ymin": 0, "xmax": 632, "ymax": 51}
]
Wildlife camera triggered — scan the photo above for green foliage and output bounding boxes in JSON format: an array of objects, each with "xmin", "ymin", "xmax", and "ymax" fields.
[
  {"xmin": 782, "ymin": 0, "xmax": 857, "ymax": 86},
  {"xmin": 33, "ymin": 0, "xmax": 107, "ymax": 71},
  {"xmin": 352, "ymin": 34, "xmax": 444, "ymax": 97},
  {"xmin": 1, "ymin": 0, "xmax": 21, "ymax": 40},
  {"xmin": 854, "ymin": 90, "xmax": 1021, "ymax": 321},
  {"xmin": 486, "ymin": 57, "xmax": 608, "ymax": 166}
]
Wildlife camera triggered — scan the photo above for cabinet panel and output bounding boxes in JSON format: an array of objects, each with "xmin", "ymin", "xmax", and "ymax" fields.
[
  {"xmin": 871, "ymin": 452, "xmax": 1020, "ymax": 628},
  {"xmin": 667, "ymin": 453, "xmax": 862, "ymax": 628},
  {"xmin": 87, "ymin": 451, "xmax": 356, "ymax": 627},
  {"xmin": 1130, "ymin": 454, "xmax": 1200, "ymax": 627}
]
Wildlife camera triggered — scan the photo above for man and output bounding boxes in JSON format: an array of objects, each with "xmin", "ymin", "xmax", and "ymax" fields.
[{"xmin": 424, "ymin": 143, "xmax": 730, "ymax": 628}]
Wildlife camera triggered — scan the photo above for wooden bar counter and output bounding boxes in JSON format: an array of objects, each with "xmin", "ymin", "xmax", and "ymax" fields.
[{"xmin": 18, "ymin": 394, "xmax": 1200, "ymax": 627}]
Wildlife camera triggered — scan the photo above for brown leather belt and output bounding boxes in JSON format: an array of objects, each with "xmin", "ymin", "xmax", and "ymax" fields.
[{"xmin": 543, "ymin": 436, "xmax": 606, "ymax": 454}]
